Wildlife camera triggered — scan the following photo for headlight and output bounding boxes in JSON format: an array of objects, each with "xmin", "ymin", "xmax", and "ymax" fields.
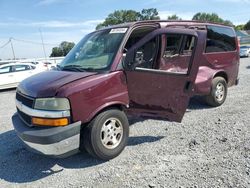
[{"xmin": 34, "ymin": 98, "xmax": 70, "ymax": 111}]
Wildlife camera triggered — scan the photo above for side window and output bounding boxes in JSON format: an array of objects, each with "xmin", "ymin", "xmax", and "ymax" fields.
[
  {"xmin": 124, "ymin": 27, "xmax": 157, "ymax": 51},
  {"xmin": 133, "ymin": 38, "xmax": 158, "ymax": 69},
  {"xmin": 121, "ymin": 26, "xmax": 158, "ymax": 70},
  {"xmin": 0, "ymin": 66, "xmax": 11, "ymax": 74},
  {"xmin": 161, "ymin": 34, "xmax": 195, "ymax": 74},
  {"xmin": 206, "ymin": 26, "xmax": 236, "ymax": 53},
  {"xmin": 183, "ymin": 35, "xmax": 195, "ymax": 55},
  {"xmin": 163, "ymin": 34, "xmax": 182, "ymax": 57},
  {"xmin": 13, "ymin": 65, "xmax": 30, "ymax": 72}
]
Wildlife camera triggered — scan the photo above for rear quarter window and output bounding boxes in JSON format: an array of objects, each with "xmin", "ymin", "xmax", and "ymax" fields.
[{"xmin": 206, "ymin": 26, "xmax": 236, "ymax": 53}]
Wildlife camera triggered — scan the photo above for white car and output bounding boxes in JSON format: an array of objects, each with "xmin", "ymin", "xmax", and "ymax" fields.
[
  {"xmin": 29, "ymin": 61, "xmax": 49, "ymax": 71},
  {"xmin": 240, "ymin": 46, "xmax": 250, "ymax": 57},
  {"xmin": 0, "ymin": 63, "xmax": 44, "ymax": 90}
]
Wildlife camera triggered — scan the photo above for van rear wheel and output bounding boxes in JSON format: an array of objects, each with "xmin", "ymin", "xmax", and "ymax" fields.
[
  {"xmin": 81, "ymin": 109, "xmax": 129, "ymax": 160},
  {"xmin": 205, "ymin": 77, "xmax": 227, "ymax": 107}
]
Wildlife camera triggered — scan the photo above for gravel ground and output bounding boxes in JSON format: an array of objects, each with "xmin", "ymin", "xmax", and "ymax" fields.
[{"xmin": 0, "ymin": 58, "xmax": 250, "ymax": 188}]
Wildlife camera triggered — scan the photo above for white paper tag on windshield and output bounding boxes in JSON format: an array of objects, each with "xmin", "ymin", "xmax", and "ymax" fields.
[{"xmin": 110, "ymin": 28, "xmax": 127, "ymax": 34}]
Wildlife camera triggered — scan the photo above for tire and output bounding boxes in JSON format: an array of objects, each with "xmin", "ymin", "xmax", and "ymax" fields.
[
  {"xmin": 205, "ymin": 77, "xmax": 227, "ymax": 107},
  {"xmin": 81, "ymin": 109, "xmax": 129, "ymax": 160}
]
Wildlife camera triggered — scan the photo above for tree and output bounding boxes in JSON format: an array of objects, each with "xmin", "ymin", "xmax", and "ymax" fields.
[
  {"xmin": 235, "ymin": 24, "xmax": 245, "ymax": 30},
  {"xmin": 139, "ymin": 8, "xmax": 160, "ymax": 20},
  {"xmin": 50, "ymin": 41, "xmax": 75, "ymax": 57},
  {"xmin": 244, "ymin": 20, "xmax": 250, "ymax": 30},
  {"xmin": 50, "ymin": 47, "xmax": 63, "ymax": 57},
  {"xmin": 223, "ymin": 20, "xmax": 234, "ymax": 26},
  {"xmin": 59, "ymin": 41, "xmax": 75, "ymax": 56},
  {"xmin": 192, "ymin": 12, "xmax": 233, "ymax": 26},
  {"xmin": 96, "ymin": 8, "xmax": 160, "ymax": 30},
  {"xmin": 167, "ymin": 14, "xmax": 182, "ymax": 20},
  {"xmin": 96, "ymin": 10, "xmax": 140, "ymax": 30}
]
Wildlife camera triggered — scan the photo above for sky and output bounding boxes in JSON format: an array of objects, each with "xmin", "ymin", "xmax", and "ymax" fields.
[{"xmin": 0, "ymin": 0, "xmax": 250, "ymax": 60}]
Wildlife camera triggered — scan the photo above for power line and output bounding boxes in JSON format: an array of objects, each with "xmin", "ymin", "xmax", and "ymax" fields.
[
  {"xmin": 0, "ymin": 43, "xmax": 9, "ymax": 57},
  {"xmin": 0, "ymin": 40, "xmax": 10, "ymax": 49},
  {"xmin": 11, "ymin": 38, "xmax": 58, "ymax": 46}
]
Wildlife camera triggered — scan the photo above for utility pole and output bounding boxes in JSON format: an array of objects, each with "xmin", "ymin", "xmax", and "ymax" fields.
[
  {"xmin": 39, "ymin": 28, "xmax": 47, "ymax": 60},
  {"xmin": 10, "ymin": 38, "xmax": 16, "ymax": 60}
]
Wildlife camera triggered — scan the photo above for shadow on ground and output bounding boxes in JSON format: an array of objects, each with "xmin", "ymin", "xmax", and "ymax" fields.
[
  {"xmin": 187, "ymin": 96, "xmax": 212, "ymax": 110},
  {"xmin": 0, "ymin": 88, "xmax": 16, "ymax": 93},
  {"xmin": 0, "ymin": 95, "xmax": 207, "ymax": 184},
  {"xmin": 0, "ymin": 130, "xmax": 163, "ymax": 183}
]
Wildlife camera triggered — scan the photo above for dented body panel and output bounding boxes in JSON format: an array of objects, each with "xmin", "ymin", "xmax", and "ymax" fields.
[
  {"xmin": 56, "ymin": 71, "xmax": 129, "ymax": 123},
  {"xmin": 12, "ymin": 20, "xmax": 240, "ymax": 158}
]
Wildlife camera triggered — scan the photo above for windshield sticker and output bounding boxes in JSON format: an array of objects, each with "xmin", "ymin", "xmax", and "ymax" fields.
[{"xmin": 109, "ymin": 28, "xmax": 127, "ymax": 34}]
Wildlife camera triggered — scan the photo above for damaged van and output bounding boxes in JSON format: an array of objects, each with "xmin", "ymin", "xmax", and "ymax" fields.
[{"xmin": 12, "ymin": 21, "xmax": 239, "ymax": 160}]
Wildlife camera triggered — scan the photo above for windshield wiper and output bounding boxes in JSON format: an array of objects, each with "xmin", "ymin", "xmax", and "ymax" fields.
[
  {"xmin": 62, "ymin": 65, "xmax": 86, "ymax": 72},
  {"xmin": 83, "ymin": 67, "xmax": 97, "ymax": 72}
]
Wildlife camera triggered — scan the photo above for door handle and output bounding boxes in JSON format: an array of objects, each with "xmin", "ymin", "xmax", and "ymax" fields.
[
  {"xmin": 8, "ymin": 75, "xmax": 14, "ymax": 77},
  {"xmin": 184, "ymin": 81, "xmax": 193, "ymax": 92}
]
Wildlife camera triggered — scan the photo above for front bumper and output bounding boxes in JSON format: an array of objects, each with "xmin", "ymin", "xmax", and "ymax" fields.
[{"xmin": 12, "ymin": 113, "xmax": 81, "ymax": 158}]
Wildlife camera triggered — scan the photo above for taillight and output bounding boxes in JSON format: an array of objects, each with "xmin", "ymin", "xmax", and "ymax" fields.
[{"xmin": 236, "ymin": 37, "xmax": 240, "ymax": 51}]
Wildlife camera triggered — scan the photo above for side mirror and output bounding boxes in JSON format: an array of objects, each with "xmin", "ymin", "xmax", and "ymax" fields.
[
  {"xmin": 123, "ymin": 49, "xmax": 145, "ymax": 71},
  {"xmin": 123, "ymin": 49, "xmax": 135, "ymax": 70}
]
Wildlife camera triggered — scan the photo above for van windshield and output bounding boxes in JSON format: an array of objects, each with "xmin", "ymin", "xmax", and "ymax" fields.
[{"xmin": 60, "ymin": 28, "xmax": 127, "ymax": 72}]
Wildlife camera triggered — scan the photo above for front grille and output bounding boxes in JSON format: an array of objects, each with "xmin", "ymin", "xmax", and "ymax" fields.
[
  {"xmin": 17, "ymin": 108, "xmax": 32, "ymax": 125},
  {"xmin": 16, "ymin": 92, "xmax": 34, "ymax": 108},
  {"xmin": 16, "ymin": 92, "xmax": 34, "ymax": 126}
]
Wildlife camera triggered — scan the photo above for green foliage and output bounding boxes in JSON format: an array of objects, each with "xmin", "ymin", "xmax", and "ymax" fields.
[
  {"xmin": 235, "ymin": 24, "xmax": 245, "ymax": 30},
  {"xmin": 96, "ymin": 10, "xmax": 236, "ymax": 30},
  {"xmin": 50, "ymin": 47, "xmax": 63, "ymax": 57},
  {"xmin": 96, "ymin": 8, "xmax": 160, "ymax": 30},
  {"xmin": 167, "ymin": 14, "xmax": 182, "ymax": 21},
  {"xmin": 192, "ymin": 12, "xmax": 233, "ymax": 26},
  {"xmin": 96, "ymin": 10, "xmax": 140, "ymax": 30},
  {"xmin": 60, "ymin": 41, "xmax": 75, "ymax": 56},
  {"xmin": 244, "ymin": 20, "xmax": 250, "ymax": 30},
  {"xmin": 139, "ymin": 8, "xmax": 160, "ymax": 20},
  {"xmin": 50, "ymin": 41, "xmax": 75, "ymax": 57}
]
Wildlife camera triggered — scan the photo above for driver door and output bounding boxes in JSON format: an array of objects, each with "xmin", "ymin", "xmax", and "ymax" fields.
[{"xmin": 124, "ymin": 28, "xmax": 205, "ymax": 122}]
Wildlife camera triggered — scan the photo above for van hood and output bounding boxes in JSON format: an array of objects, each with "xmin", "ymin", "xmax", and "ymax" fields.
[{"xmin": 17, "ymin": 70, "xmax": 97, "ymax": 98}]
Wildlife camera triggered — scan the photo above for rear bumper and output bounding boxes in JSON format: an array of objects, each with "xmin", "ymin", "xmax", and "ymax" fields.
[{"xmin": 12, "ymin": 113, "xmax": 81, "ymax": 158}]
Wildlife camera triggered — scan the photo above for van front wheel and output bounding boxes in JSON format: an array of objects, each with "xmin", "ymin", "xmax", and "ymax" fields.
[
  {"xmin": 81, "ymin": 109, "xmax": 129, "ymax": 160},
  {"xmin": 205, "ymin": 77, "xmax": 227, "ymax": 107}
]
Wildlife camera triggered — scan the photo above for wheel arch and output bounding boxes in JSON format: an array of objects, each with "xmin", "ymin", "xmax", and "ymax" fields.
[
  {"xmin": 213, "ymin": 71, "xmax": 228, "ymax": 83},
  {"xmin": 84, "ymin": 102, "xmax": 128, "ymax": 124}
]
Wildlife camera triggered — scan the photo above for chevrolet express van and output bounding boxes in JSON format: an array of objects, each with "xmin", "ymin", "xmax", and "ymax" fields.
[{"xmin": 12, "ymin": 21, "xmax": 239, "ymax": 160}]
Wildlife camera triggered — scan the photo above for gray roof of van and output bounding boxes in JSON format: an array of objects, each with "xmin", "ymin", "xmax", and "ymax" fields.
[{"xmin": 98, "ymin": 20, "xmax": 234, "ymax": 30}]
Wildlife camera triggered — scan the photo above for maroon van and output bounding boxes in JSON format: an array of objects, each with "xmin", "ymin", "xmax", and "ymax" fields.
[{"xmin": 12, "ymin": 21, "xmax": 239, "ymax": 160}]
